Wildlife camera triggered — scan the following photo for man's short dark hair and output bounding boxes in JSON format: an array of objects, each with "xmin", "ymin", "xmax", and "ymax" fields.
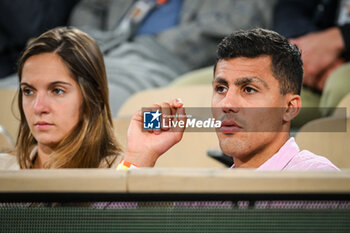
[{"xmin": 214, "ymin": 28, "xmax": 303, "ymax": 95}]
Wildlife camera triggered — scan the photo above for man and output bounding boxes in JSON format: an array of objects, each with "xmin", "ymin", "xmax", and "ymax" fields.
[{"xmin": 123, "ymin": 28, "xmax": 339, "ymax": 170}]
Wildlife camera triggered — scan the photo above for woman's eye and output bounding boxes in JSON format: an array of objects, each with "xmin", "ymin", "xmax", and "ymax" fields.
[
  {"xmin": 53, "ymin": 88, "xmax": 65, "ymax": 95},
  {"xmin": 215, "ymin": 85, "xmax": 227, "ymax": 94},
  {"xmin": 22, "ymin": 88, "xmax": 33, "ymax": 96},
  {"xmin": 243, "ymin": 86, "xmax": 257, "ymax": 94}
]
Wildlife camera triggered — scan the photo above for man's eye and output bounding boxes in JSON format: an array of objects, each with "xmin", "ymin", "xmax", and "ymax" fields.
[
  {"xmin": 53, "ymin": 88, "xmax": 65, "ymax": 95},
  {"xmin": 243, "ymin": 86, "xmax": 257, "ymax": 94},
  {"xmin": 22, "ymin": 88, "xmax": 33, "ymax": 96},
  {"xmin": 215, "ymin": 85, "xmax": 227, "ymax": 94}
]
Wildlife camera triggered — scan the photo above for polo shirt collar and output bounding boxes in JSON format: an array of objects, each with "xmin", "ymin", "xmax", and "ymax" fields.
[{"xmin": 257, "ymin": 137, "xmax": 299, "ymax": 171}]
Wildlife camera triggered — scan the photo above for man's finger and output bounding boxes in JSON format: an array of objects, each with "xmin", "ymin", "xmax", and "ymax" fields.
[{"xmin": 160, "ymin": 102, "xmax": 172, "ymax": 131}]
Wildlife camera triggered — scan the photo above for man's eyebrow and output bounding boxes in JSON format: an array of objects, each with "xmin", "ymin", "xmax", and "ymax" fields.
[
  {"xmin": 212, "ymin": 77, "xmax": 228, "ymax": 86},
  {"xmin": 234, "ymin": 77, "xmax": 269, "ymax": 89}
]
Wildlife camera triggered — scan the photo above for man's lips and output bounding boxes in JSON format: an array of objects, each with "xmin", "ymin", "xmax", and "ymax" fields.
[
  {"xmin": 219, "ymin": 119, "xmax": 242, "ymax": 133},
  {"xmin": 34, "ymin": 121, "xmax": 54, "ymax": 130}
]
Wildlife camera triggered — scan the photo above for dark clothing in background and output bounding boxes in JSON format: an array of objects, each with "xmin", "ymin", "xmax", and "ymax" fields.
[
  {"xmin": 69, "ymin": 0, "xmax": 275, "ymax": 116},
  {"xmin": 273, "ymin": 0, "xmax": 350, "ymax": 58},
  {"xmin": 0, "ymin": 0, "xmax": 79, "ymax": 78}
]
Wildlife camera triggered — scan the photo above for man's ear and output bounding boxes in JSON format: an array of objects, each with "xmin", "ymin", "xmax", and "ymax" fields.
[{"xmin": 283, "ymin": 94, "xmax": 301, "ymax": 122}]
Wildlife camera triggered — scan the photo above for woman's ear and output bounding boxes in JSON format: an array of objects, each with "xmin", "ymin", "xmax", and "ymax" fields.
[{"xmin": 283, "ymin": 94, "xmax": 301, "ymax": 122}]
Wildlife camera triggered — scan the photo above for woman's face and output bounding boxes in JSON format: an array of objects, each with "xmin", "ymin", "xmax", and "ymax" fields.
[{"xmin": 21, "ymin": 52, "xmax": 83, "ymax": 148}]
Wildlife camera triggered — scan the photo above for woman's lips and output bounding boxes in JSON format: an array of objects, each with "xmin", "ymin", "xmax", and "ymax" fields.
[{"xmin": 35, "ymin": 122, "xmax": 53, "ymax": 130}]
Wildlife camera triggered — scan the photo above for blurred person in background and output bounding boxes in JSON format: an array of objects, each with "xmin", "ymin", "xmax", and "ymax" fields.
[
  {"xmin": 0, "ymin": 0, "xmax": 78, "ymax": 79},
  {"xmin": 0, "ymin": 0, "xmax": 277, "ymax": 116},
  {"xmin": 69, "ymin": 0, "xmax": 276, "ymax": 116},
  {"xmin": 273, "ymin": 0, "xmax": 350, "ymax": 127}
]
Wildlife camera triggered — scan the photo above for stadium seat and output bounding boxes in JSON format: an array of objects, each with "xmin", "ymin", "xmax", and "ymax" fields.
[
  {"xmin": 0, "ymin": 89, "xmax": 19, "ymax": 151},
  {"xmin": 296, "ymin": 93, "xmax": 350, "ymax": 168}
]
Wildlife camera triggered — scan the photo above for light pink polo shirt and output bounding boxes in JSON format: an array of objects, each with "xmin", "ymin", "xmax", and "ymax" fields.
[{"xmin": 256, "ymin": 137, "xmax": 339, "ymax": 171}]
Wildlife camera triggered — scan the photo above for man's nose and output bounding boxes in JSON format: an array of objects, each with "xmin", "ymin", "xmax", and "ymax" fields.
[
  {"xmin": 221, "ymin": 90, "xmax": 240, "ymax": 113},
  {"xmin": 33, "ymin": 93, "xmax": 50, "ymax": 114}
]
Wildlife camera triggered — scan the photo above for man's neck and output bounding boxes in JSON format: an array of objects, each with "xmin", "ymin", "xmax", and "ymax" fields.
[{"xmin": 233, "ymin": 132, "xmax": 290, "ymax": 168}]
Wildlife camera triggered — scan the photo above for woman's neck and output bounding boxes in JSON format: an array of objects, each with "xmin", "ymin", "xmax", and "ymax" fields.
[{"xmin": 33, "ymin": 144, "xmax": 54, "ymax": 168}]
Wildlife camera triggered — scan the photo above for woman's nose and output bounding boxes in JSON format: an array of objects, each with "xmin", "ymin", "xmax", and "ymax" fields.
[{"xmin": 33, "ymin": 93, "xmax": 50, "ymax": 114}]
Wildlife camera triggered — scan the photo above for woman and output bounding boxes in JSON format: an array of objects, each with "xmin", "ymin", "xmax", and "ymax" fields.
[
  {"xmin": 1, "ymin": 27, "xmax": 122, "ymax": 169},
  {"xmin": 0, "ymin": 26, "xmax": 185, "ymax": 169}
]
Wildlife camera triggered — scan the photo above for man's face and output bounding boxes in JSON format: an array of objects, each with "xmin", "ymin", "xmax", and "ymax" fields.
[{"xmin": 212, "ymin": 56, "xmax": 290, "ymax": 164}]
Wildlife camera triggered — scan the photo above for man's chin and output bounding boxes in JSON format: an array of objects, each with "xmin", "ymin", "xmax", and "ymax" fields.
[
  {"xmin": 219, "ymin": 136, "xmax": 247, "ymax": 156},
  {"xmin": 218, "ymin": 131, "xmax": 238, "ymax": 139}
]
